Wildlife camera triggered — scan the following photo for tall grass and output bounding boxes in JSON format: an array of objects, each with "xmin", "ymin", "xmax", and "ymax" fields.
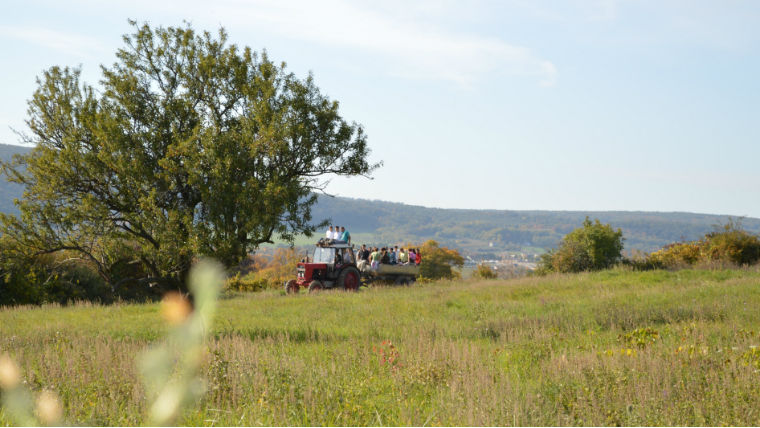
[{"xmin": 2, "ymin": 267, "xmax": 760, "ymax": 425}]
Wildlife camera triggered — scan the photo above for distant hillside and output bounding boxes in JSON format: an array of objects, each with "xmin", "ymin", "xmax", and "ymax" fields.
[
  {"xmin": 311, "ymin": 196, "xmax": 760, "ymax": 255},
  {"xmin": 2, "ymin": 143, "xmax": 758, "ymax": 255},
  {"xmin": 0, "ymin": 144, "xmax": 31, "ymax": 214}
]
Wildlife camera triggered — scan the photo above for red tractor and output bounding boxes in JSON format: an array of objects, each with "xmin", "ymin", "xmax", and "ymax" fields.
[{"xmin": 284, "ymin": 239, "xmax": 361, "ymax": 293}]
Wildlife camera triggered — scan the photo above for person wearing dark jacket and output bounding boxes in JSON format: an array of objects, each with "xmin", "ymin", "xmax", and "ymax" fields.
[
  {"xmin": 380, "ymin": 248, "xmax": 390, "ymax": 264},
  {"xmin": 358, "ymin": 244, "xmax": 370, "ymax": 262}
]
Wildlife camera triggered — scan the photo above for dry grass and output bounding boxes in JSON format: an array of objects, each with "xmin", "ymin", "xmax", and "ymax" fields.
[{"xmin": 2, "ymin": 267, "xmax": 760, "ymax": 425}]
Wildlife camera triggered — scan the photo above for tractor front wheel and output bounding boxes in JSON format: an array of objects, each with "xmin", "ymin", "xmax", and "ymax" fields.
[
  {"xmin": 284, "ymin": 280, "xmax": 299, "ymax": 294},
  {"xmin": 338, "ymin": 267, "xmax": 361, "ymax": 291},
  {"xmin": 308, "ymin": 280, "xmax": 324, "ymax": 294}
]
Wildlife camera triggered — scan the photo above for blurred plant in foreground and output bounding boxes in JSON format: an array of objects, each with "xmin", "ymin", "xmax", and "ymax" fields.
[
  {"xmin": 0, "ymin": 353, "xmax": 62, "ymax": 426},
  {"xmin": 140, "ymin": 260, "xmax": 224, "ymax": 426},
  {"xmin": 0, "ymin": 260, "xmax": 224, "ymax": 426}
]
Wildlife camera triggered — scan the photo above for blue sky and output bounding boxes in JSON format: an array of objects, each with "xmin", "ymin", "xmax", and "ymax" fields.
[{"xmin": 1, "ymin": 1, "xmax": 758, "ymax": 217}]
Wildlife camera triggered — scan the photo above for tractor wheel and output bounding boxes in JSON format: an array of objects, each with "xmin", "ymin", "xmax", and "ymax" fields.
[
  {"xmin": 284, "ymin": 280, "xmax": 299, "ymax": 294},
  {"xmin": 308, "ymin": 280, "xmax": 324, "ymax": 294},
  {"xmin": 338, "ymin": 267, "xmax": 361, "ymax": 291}
]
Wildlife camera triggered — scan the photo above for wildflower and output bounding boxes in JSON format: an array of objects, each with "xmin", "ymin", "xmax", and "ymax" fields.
[{"xmin": 160, "ymin": 292, "xmax": 192, "ymax": 325}]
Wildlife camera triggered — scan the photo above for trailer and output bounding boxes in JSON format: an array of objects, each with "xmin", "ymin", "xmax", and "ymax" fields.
[{"xmin": 360, "ymin": 263, "xmax": 418, "ymax": 286}]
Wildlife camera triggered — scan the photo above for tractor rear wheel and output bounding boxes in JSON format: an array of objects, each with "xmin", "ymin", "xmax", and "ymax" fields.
[
  {"xmin": 308, "ymin": 280, "xmax": 324, "ymax": 293},
  {"xmin": 284, "ymin": 280, "xmax": 299, "ymax": 294},
  {"xmin": 338, "ymin": 267, "xmax": 361, "ymax": 291}
]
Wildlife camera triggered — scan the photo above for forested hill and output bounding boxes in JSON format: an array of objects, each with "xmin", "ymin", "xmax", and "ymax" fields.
[
  {"xmin": 0, "ymin": 144, "xmax": 31, "ymax": 213},
  {"xmin": 2, "ymin": 143, "xmax": 758, "ymax": 255},
  {"xmin": 312, "ymin": 195, "xmax": 760, "ymax": 255}
]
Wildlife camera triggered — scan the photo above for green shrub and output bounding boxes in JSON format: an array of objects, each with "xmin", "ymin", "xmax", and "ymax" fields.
[
  {"xmin": 0, "ymin": 254, "xmax": 111, "ymax": 306},
  {"xmin": 224, "ymin": 273, "xmax": 269, "ymax": 292},
  {"xmin": 537, "ymin": 217, "xmax": 624, "ymax": 274},
  {"xmin": 0, "ymin": 237, "xmax": 114, "ymax": 306},
  {"xmin": 647, "ymin": 242, "xmax": 702, "ymax": 268},
  {"xmin": 637, "ymin": 220, "xmax": 760, "ymax": 270},
  {"xmin": 704, "ymin": 221, "xmax": 760, "ymax": 265}
]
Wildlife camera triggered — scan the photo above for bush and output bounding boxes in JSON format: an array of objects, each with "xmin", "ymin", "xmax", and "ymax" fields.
[
  {"xmin": 638, "ymin": 220, "xmax": 760, "ymax": 270},
  {"xmin": 0, "ymin": 251, "xmax": 111, "ymax": 306},
  {"xmin": 704, "ymin": 221, "xmax": 760, "ymax": 265},
  {"xmin": 224, "ymin": 273, "xmax": 269, "ymax": 292},
  {"xmin": 537, "ymin": 217, "xmax": 624, "ymax": 274},
  {"xmin": 225, "ymin": 248, "xmax": 305, "ymax": 292},
  {"xmin": 418, "ymin": 240, "xmax": 464, "ymax": 280},
  {"xmin": 647, "ymin": 242, "xmax": 702, "ymax": 268},
  {"xmin": 473, "ymin": 263, "xmax": 497, "ymax": 279}
]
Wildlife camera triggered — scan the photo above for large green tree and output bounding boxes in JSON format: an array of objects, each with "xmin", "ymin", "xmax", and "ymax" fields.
[{"xmin": 0, "ymin": 22, "xmax": 378, "ymax": 291}]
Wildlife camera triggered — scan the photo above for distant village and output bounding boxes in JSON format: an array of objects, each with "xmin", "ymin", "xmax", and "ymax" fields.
[{"xmin": 465, "ymin": 246, "xmax": 540, "ymax": 276}]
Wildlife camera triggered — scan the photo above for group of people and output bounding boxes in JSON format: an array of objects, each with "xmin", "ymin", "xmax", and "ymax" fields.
[
  {"xmin": 356, "ymin": 245, "xmax": 421, "ymax": 270},
  {"xmin": 324, "ymin": 225, "xmax": 421, "ymax": 271},
  {"xmin": 325, "ymin": 225, "xmax": 351, "ymax": 244}
]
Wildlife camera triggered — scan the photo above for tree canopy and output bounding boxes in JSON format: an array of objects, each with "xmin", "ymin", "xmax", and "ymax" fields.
[{"xmin": 0, "ymin": 21, "xmax": 378, "ymax": 292}]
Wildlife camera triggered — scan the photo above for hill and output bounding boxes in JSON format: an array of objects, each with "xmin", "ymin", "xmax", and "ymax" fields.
[
  {"xmin": 0, "ymin": 144, "xmax": 31, "ymax": 214},
  {"xmin": 2, "ymin": 269, "xmax": 760, "ymax": 425},
  {"xmin": 2, "ymin": 143, "xmax": 758, "ymax": 256},
  {"xmin": 312, "ymin": 195, "xmax": 760, "ymax": 255}
]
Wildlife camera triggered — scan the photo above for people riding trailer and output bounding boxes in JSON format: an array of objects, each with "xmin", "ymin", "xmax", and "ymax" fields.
[{"xmin": 325, "ymin": 225, "xmax": 351, "ymax": 244}]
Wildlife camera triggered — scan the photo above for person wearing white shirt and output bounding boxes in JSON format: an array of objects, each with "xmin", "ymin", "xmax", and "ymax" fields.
[
  {"xmin": 332, "ymin": 226, "xmax": 341, "ymax": 240},
  {"xmin": 326, "ymin": 226, "xmax": 334, "ymax": 239}
]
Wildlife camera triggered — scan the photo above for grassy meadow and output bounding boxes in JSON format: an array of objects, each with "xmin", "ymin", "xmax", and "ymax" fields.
[{"xmin": 2, "ymin": 267, "xmax": 760, "ymax": 426}]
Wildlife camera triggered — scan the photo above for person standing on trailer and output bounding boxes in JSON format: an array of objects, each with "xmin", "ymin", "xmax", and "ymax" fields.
[
  {"xmin": 370, "ymin": 247, "xmax": 380, "ymax": 270},
  {"xmin": 399, "ymin": 248, "xmax": 408, "ymax": 264}
]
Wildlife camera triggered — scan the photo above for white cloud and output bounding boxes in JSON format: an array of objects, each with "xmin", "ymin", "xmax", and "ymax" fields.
[
  {"xmin": 0, "ymin": 25, "xmax": 106, "ymax": 59},
  {"xmin": 115, "ymin": 0, "xmax": 558, "ymax": 87},
  {"xmin": 499, "ymin": 0, "xmax": 623, "ymax": 22},
  {"xmin": 586, "ymin": 0, "xmax": 621, "ymax": 22}
]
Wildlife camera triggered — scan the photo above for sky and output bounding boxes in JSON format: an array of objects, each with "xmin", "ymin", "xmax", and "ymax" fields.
[{"xmin": 1, "ymin": 0, "xmax": 758, "ymax": 217}]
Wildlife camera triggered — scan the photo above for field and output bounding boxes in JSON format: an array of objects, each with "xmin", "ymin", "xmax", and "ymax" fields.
[{"xmin": 2, "ymin": 268, "xmax": 760, "ymax": 426}]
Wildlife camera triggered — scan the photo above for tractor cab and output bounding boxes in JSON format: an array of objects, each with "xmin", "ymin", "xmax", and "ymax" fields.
[{"xmin": 287, "ymin": 239, "xmax": 360, "ymax": 293}]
